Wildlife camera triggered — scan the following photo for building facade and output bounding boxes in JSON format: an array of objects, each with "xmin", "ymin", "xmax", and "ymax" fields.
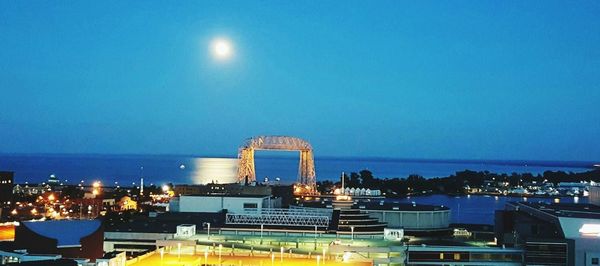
[
  {"xmin": 0, "ymin": 172, "xmax": 14, "ymax": 206},
  {"xmin": 169, "ymin": 195, "xmax": 280, "ymax": 213},
  {"xmin": 14, "ymin": 220, "xmax": 103, "ymax": 261},
  {"xmin": 495, "ymin": 202, "xmax": 600, "ymax": 266}
]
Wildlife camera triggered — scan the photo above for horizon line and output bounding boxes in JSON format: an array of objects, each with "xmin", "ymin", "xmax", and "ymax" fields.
[{"xmin": 0, "ymin": 152, "xmax": 597, "ymax": 167}]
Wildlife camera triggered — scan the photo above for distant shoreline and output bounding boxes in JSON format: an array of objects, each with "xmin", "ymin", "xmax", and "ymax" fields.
[{"xmin": 0, "ymin": 152, "xmax": 596, "ymax": 169}]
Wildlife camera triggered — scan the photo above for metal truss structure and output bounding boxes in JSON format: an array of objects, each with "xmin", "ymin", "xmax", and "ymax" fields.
[
  {"xmin": 237, "ymin": 136, "xmax": 316, "ymax": 192},
  {"xmin": 225, "ymin": 208, "xmax": 330, "ymax": 227}
]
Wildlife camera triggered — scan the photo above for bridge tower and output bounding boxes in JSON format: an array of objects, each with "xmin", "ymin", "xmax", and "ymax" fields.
[{"xmin": 237, "ymin": 136, "xmax": 317, "ymax": 195}]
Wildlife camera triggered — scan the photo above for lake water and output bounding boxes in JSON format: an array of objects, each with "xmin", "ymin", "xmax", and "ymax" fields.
[{"xmin": 0, "ymin": 154, "xmax": 594, "ymax": 186}]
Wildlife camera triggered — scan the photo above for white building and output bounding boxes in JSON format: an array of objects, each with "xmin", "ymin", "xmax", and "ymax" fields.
[
  {"xmin": 589, "ymin": 185, "xmax": 600, "ymax": 206},
  {"xmin": 169, "ymin": 195, "xmax": 281, "ymax": 213}
]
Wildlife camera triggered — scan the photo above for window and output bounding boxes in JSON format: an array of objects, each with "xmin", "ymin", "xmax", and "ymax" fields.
[
  {"xmin": 454, "ymin": 253, "xmax": 461, "ymax": 260},
  {"xmin": 244, "ymin": 203, "xmax": 258, "ymax": 209},
  {"xmin": 592, "ymin": 258, "xmax": 599, "ymax": 265}
]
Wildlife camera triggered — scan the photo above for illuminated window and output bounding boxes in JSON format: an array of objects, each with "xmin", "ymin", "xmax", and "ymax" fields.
[
  {"xmin": 454, "ymin": 253, "xmax": 461, "ymax": 260},
  {"xmin": 439, "ymin": 253, "xmax": 444, "ymax": 260}
]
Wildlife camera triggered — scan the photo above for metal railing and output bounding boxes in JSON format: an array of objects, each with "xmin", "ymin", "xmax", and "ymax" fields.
[{"xmin": 226, "ymin": 208, "xmax": 330, "ymax": 227}]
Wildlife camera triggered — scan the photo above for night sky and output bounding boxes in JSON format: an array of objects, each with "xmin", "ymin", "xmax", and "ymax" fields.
[{"xmin": 1, "ymin": 1, "xmax": 599, "ymax": 161}]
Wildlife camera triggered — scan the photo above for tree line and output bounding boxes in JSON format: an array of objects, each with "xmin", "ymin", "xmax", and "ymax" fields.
[{"xmin": 316, "ymin": 168, "xmax": 600, "ymax": 197}]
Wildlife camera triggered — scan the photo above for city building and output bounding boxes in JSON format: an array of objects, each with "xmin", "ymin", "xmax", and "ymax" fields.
[
  {"xmin": 173, "ymin": 183, "xmax": 272, "ymax": 197},
  {"xmin": 403, "ymin": 245, "xmax": 522, "ymax": 265},
  {"xmin": 12, "ymin": 184, "xmax": 51, "ymax": 196},
  {"xmin": 14, "ymin": 220, "xmax": 104, "ymax": 261},
  {"xmin": 47, "ymin": 174, "xmax": 60, "ymax": 186},
  {"xmin": 589, "ymin": 185, "xmax": 600, "ymax": 206},
  {"xmin": 169, "ymin": 194, "xmax": 281, "ymax": 213},
  {"xmin": 296, "ymin": 198, "xmax": 451, "ymax": 235},
  {"xmin": 117, "ymin": 196, "xmax": 137, "ymax": 211},
  {"xmin": 495, "ymin": 201, "xmax": 600, "ymax": 265},
  {"xmin": 0, "ymin": 172, "xmax": 14, "ymax": 206},
  {"xmin": 0, "ymin": 249, "xmax": 75, "ymax": 265},
  {"xmin": 103, "ymin": 212, "xmax": 225, "ymax": 254}
]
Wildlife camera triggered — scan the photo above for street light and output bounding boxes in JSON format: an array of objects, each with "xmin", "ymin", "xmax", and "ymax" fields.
[
  {"xmin": 350, "ymin": 226, "xmax": 355, "ymax": 242},
  {"xmin": 316, "ymin": 255, "xmax": 321, "ymax": 266},
  {"xmin": 280, "ymin": 247, "xmax": 284, "ymax": 263},
  {"xmin": 206, "ymin": 222, "xmax": 211, "ymax": 240},
  {"xmin": 160, "ymin": 248, "xmax": 164, "ymax": 265},
  {"xmin": 219, "ymin": 244, "xmax": 223, "ymax": 265},
  {"xmin": 271, "ymin": 253, "xmax": 275, "ymax": 266},
  {"xmin": 260, "ymin": 224, "xmax": 264, "ymax": 244},
  {"xmin": 314, "ymin": 225, "xmax": 318, "ymax": 250},
  {"xmin": 204, "ymin": 247, "xmax": 209, "ymax": 265}
]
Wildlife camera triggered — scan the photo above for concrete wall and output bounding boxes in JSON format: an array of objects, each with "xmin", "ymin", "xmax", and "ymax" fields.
[
  {"xmin": 367, "ymin": 209, "xmax": 450, "ymax": 229},
  {"xmin": 589, "ymin": 186, "xmax": 600, "ymax": 206},
  {"xmin": 174, "ymin": 195, "xmax": 273, "ymax": 213},
  {"xmin": 103, "ymin": 232, "xmax": 173, "ymax": 253},
  {"xmin": 179, "ymin": 196, "xmax": 223, "ymax": 212}
]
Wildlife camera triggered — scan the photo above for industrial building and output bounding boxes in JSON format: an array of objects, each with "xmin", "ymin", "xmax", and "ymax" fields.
[
  {"xmin": 168, "ymin": 194, "xmax": 281, "ymax": 213},
  {"xmin": 14, "ymin": 220, "xmax": 104, "ymax": 261},
  {"xmin": 295, "ymin": 198, "xmax": 452, "ymax": 235},
  {"xmin": 496, "ymin": 201, "xmax": 600, "ymax": 265},
  {"xmin": 0, "ymin": 172, "xmax": 14, "ymax": 208}
]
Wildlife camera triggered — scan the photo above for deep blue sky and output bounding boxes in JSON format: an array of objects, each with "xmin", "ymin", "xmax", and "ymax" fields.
[{"xmin": 1, "ymin": 1, "xmax": 599, "ymax": 161}]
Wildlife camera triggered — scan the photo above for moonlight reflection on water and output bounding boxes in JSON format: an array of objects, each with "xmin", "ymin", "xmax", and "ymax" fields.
[{"xmin": 191, "ymin": 158, "xmax": 239, "ymax": 184}]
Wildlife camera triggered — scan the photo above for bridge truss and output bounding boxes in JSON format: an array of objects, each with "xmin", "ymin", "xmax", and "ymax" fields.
[{"xmin": 237, "ymin": 136, "xmax": 317, "ymax": 194}]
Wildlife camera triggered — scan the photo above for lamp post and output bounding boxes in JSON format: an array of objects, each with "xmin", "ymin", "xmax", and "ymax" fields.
[
  {"xmin": 405, "ymin": 243, "xmax": 409, "ymax": 265},
  {"xmin": 260, "ymin": 224, "xmax": 264, "ymax": 245},
  {"xmin": 219, "ymin": 244, "xmax": 223, "ymax": 265},
  {"xmin": 160, "ymin": 248, "xmax": 164, "ymax": 265},
  {"xmin": 207, "ymin": 222, "xmax": 211, "ymax": 240},
  {"xmin": 314, "ymin": 225, "xmax": 318, "ymax": 250},
  {"xmin": 271, "ymin": 253, "xmax": 275, "ymax": 266},
  {"xmin": 204, "ymin": 247, "xmax": 209, "ymax": 265},
  {"xmin": 350, "ymin": 226, "xmax": 355, "ymax": 242}
]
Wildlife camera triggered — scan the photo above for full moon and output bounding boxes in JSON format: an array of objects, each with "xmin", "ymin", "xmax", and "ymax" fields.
[{"xmin": 211, "ymin": 38, "xmax": 233, "ymax": 60}]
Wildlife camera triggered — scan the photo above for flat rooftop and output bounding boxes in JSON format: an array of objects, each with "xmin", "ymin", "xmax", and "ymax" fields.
[
  {"xmin": 298, "ymin": 200, "xmax": 450, "ymax": 212},
  {"xmin": 510, "ymin": 201, "xmax": 600, "ymax": 219},
  {"xmin": 179, "ymin": 194, "xmax": 272, "ymax": 198}
]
